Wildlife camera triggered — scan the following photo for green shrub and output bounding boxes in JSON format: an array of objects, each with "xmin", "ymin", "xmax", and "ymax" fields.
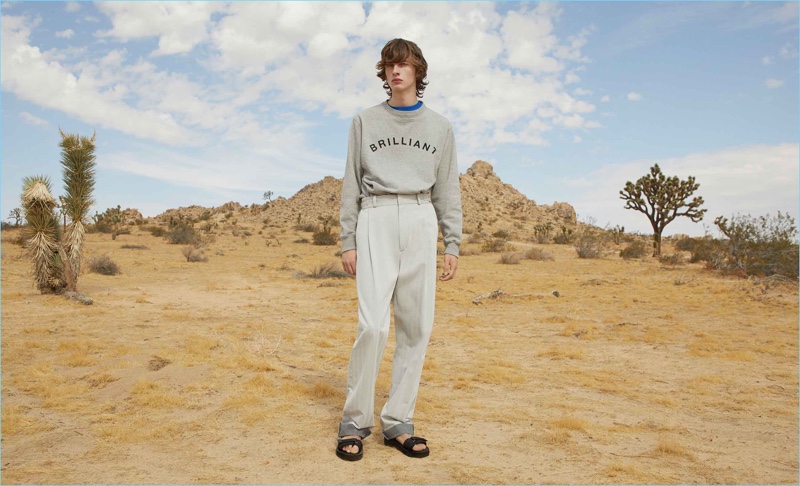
[
  {"xmin": 166, "ymin": 224, "xmax": 199, "ymax": 245},
  {"xmin": 88, "ymin": 254, "xmax": 120, "ymax": 275},
  {"xmin": 714, "ymin": 212, "xmax": 799, "ymax": 278},
  {"xmin": 620, "ymin": 240, "xmax": 649, "ymax": 259},
  {"xmin": 146, "ymin": 225, "xmax": 166, "ymax": 237}
]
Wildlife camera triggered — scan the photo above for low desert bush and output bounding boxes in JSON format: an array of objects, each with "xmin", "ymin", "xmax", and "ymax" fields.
[
  {"xmin": 676, "ymin": 236, "xmax": 726, "ymax": 264},
  {"xmin": 294, "ymin": 222, "xmax": 318, "ymax": 233},
  {"xmin": 659, "ymin": 253, "xmax": 686, "ymax": 265},
  {"xmin": 166, "ymin": 224, "xmax": 199, "ymax": 245},
  {"xmin": 524, "ymin": 247, "xmax": 554, "ymax": 261},
  {"xmin": 181, "ymin": 246, "xmax": 208, "ymax": 262},
  {"xmin": 498, "ymin": 252, "xmax": 522, "ymax": 264},
  {"xmin": 468, "ymin": 233, "xmax": 485, "ymax": 244},
  {"xmin": 481, "ymin": 237, "xmax": 507, "ymax": 253},
  {"xmin": 121, "ymin": 244, "xmax": 148, "ymax": 250},
  {"xmin": 554, "ymin": 226, "xmax": 575, "ymax": 245},
  {"xmin": 88, "ymin": 255, "xmax": 120, "ymax": 275},
  {"xmin": 492, "ymin": 229, "xmax": 511, "ymax": 239},
  {"xmin": 575, "ymin": 231, "xmax": 607, "ymax": 259},
  {"xmin": 459, "ymin": 246, "xmax": 482, "ymax": 256},
  {"xmin": 312, "ymin": 226, "xmax": 338, "ymax": 246},
  {"xmin": 146, "ymin": 225, "xmax": 167, "ymax": 238},
  {"xmin": 713, "ymin": 212, "xmax": 799, "ymax": 278},
  {"xmin": 619, "ymin": 240, "xmax": 649, "ymax": 260}
]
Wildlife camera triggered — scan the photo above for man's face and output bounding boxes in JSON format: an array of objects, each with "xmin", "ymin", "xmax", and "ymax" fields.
[{"xmin": 385, "ymin": 58, "xmax": 417, "ymax": 95}]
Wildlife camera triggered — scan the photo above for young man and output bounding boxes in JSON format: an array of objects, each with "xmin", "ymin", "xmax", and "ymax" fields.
[{"xmin": 336, "ymin": 38, "xmax": 462, "ymax": 461}]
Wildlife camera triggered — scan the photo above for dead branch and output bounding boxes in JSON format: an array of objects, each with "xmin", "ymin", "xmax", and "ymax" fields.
[{"xmin": 472, "ymin": 289, "xmax": 559, "ymax": 305}]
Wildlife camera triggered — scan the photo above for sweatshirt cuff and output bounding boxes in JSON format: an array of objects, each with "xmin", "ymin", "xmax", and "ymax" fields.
[
  {"xmin": 341, "ymin": 236, "xmax": 357, "ymax": 253},
  {"xmin": 444, "ymin": 243, "xmax": 460, "ymax": 258}
]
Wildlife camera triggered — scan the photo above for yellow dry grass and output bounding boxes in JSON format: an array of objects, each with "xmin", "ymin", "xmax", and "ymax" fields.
[{"xmin": 1, "ymin": 228, "xmax": 797, "ymax": 484}]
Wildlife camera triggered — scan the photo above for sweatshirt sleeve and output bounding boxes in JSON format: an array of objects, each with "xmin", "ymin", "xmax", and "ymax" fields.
[
  {"xmin": 339, "ymin": 115, "xmax": 362, "ymax": 253},
  {"xmin": 430, "ymin": 125, "xmax": 462, "ymax": 257}
]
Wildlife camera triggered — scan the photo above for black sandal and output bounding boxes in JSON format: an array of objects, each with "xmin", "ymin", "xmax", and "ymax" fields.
[
  {"xmin": 336, "ymin": 437, "xmax": 363, "ymax": 461},
  {"xmin": 384, "ymin": 436, "xmax": 430, "ymax": 458}
]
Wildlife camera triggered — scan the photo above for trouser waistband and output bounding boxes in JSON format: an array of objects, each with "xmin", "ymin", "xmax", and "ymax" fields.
[{"xmin": 360, "ymin": 193, "xmax": 431, "ymax": 209}]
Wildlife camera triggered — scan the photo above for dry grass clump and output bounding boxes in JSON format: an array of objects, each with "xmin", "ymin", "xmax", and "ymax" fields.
[
  {"xmin": 2, "ymin": 404, "xmax": 56, "ymax": 435},
  {"xmin": 550, "ymin": 417, "xmax": 590, "ymax": 431},
  {"xmin": 295, "ymin": 262, "xmax": 350, "ymax": 279},
  {"xmin": 498, "ymin": 252, "xmax": 522, "ymax": 264},
  {"xmin": 659, "ymin": 253, "xmax": 686, "ymax": 265},
  {"xmin": 619, "ymin": 240, "xmax": 649, "ymax": 259},
  {"xmin": 655, "ymin": 436, "xmax": 694, "ymax": 459},
  {"xmin": 88, "ymin": 254, "xmax": 120, "ymax": 275},
  {"xmin": 523, "ymin": 247, "xmax": 554, "ymax": 261},
  {"xmin": 130, "ymin": 379, "xmax": 186, "ymax": 408},
  {"xmin": 459, "ymin": 246, "xmax": 482, "ymax": 256},
  {"xmin": 181, "ymin": 246, "xmax": 207, "ymax": 262},
  {"xmin": 120, "ymin": 244, "xmax": 148, "ymax": 250}
]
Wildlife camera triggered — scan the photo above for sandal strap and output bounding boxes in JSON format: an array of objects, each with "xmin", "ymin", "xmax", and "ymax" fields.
[
  {"xmin": 338, "ymin": 438, "xmax": 362, "ymax": 449},
  {"xmin": 402, "ymin": 436, "xmax": 427, "ymax": 449}
]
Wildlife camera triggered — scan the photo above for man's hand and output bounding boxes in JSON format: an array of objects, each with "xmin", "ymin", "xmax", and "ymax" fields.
[
  {"xmin": 342, "ymin": 249, "xmax": 357, "ymax": 276},
  {"xmin": 439, "ymin": 254, "xmax": 458, "ymax": 281}
]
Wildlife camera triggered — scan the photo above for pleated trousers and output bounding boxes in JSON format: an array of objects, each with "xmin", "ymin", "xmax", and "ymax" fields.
[{"xmin": 339, "ymin": 193, "xmax": 438, "ymax": 440}]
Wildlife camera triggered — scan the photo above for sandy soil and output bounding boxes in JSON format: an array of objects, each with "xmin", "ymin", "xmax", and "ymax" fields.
[{"xmin": 2, "ymin": 226, "xmax": 798, "ymax": 484}]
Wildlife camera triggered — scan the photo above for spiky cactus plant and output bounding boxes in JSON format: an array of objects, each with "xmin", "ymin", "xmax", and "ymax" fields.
[
  {"xmin": 21, "ymin": 130, "xmax": 96, "ymax": 294},
  {"xmin": 21, "ymin": 176, "xmax": 63, "ymax": 293},
  {"xmin": 58, "ymin": 129, "xmax": 96, "ymax": 278}
]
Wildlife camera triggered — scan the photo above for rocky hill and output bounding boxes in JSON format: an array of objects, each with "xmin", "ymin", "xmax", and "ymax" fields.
[{"xmin": 154, "ymin": 161, "xmax": 576, "ymax": 242}]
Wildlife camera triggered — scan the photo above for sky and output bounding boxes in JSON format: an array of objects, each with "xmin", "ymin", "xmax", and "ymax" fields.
[{"xmin": 1, "ymin": 1, "xmax": 798, "ymax": 237}]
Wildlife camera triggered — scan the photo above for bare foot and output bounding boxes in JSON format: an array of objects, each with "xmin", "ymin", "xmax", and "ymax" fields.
[
  {"xmin": 394, "ymin": 433, "xmax": 428, "ymax": 452},
  {"xmin": 338, "ymin": 435, "xmax": 361, "ymax": 454}
]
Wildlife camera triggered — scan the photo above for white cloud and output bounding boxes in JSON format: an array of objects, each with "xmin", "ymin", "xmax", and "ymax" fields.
[
  {"xmin": 600, "ymin": 95, "xmax": 610, "ymax": 102},
  {"xmin": 563, "ymin": 143, "xmax": 799, "ymax": 236},
  {"xmin": 765, "ymin": 78, "xmax": 784, "ymax": 88},
  {"xmin": 572, "ymin": 135, "xmax": 582, "ymax": 143},
  {"xmin": 573, "ymin": 88, "xmax": 592, "ymax": 96},
  {"xmin": 95, "ymin": 2, "xmax": 226, "ymax": 56},
  {"xmin": 1, "ymin": 15, "xmax": 197, "ymax": 145},
  {"xmin": 627, "ymin": 92, "xmax": 643, "ymax": 101},
  {"xmin": 19, "ymin": 111, "xmax": 49, "ymax": 127},
  {"xmin": 65, "ymin": 2, "xmax": 80, "ymax": 13},
  {"xmin": 780, "ymin": 42, "xmax": 798, "ymax": 59},
  {"xmin": 762, "ymin": 56, "xmax": 773, "ymax": 65},
  {"xmin": 55, "ymin": 29, "xmax": 74, "ymax": 39}
]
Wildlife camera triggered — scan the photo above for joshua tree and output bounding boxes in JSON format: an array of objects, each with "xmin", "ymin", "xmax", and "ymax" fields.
[
  {"xmin": 21, "ymin": 129, "xmax": 96, "ymax": 293},
  {"xmin": 7, "ymin": 208, "xmax": 23, "ymax": 226},
  {"xmin": 620, "ymin": 164, "xmax": 705, "ymax": 257}
]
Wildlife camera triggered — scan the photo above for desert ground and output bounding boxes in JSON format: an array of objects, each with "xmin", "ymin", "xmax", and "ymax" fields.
[{"xmin": 1, "ymin": 224, "xmax": 797, "ymax": 484}]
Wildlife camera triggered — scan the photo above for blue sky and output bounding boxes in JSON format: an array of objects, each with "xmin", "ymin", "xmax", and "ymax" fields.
[{"xmin": 1, "ymin": 1, "xmax": 797, "ymax": 237}]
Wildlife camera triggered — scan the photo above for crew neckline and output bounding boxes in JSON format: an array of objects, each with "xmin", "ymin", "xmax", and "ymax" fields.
[
  {"xmin": 382, "ymin": 100, "xmax": 427, "ymax": 118},
  {"xmin": 388, "ymin": 100, "xmax": 423, "ymax": 111}
]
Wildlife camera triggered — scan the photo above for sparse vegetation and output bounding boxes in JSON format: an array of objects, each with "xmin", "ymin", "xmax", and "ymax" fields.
[
  {"xmin": 165, "ymin": 224, "xmax": 199, "ymax": 245},
  {"xmin": 659, "ymin": 253, "xmax": 686, "ymax": 266},
  {"xmin": 575, "ymin": 230, "xmax": 607, "ymax": 259},
  {"xmin": 88, "ymin": 254, "xmax": 120, "ymax": 275},
  {"xmin": 312, "ymin": 216, "xmax": 338, "ymax": 246}
]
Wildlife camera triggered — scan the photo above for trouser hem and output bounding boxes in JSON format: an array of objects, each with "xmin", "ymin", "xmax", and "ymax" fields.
[
  {"xmin": 338, "ymin": 423, "xmax": 371, "ymax": 439},
  {"xmin": 382, "ymin": 422, "xmax": 414, "ymax": 440}
]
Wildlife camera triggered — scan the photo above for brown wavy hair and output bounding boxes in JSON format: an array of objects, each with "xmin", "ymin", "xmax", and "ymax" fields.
[{"xmin": 375, "ymin": 38, "xmax": 429, "ymax": 99}]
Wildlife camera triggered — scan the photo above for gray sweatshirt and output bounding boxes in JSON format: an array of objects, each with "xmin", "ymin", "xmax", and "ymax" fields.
[{"xmin": 340, "ymin": 101, "xmax": 462, "ymax": 256}]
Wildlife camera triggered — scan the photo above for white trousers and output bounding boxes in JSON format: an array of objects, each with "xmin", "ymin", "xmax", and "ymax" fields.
[{"xmin": 339, "ymin": 193, "xmax": 438, "ymax": 440}]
